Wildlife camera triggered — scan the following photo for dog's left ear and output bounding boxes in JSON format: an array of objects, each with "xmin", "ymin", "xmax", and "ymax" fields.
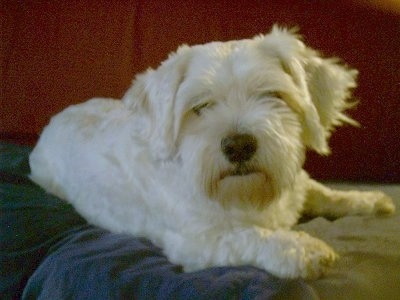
[
  {"xmin": 261, "ymin": 26, "xmax": 358, "ymax": 155},
  {"xmin": 122, "ymin": 46, "xmax": 191, "ymax": 160}
]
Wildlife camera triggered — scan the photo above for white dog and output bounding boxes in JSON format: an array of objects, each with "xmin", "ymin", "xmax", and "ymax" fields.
[{"xmin": 29, "ymin": 26, "xmax": 395, "ymax": 279}]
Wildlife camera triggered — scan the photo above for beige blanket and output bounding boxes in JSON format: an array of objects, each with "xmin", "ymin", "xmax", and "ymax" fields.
[{"xmin": 295, "ymin": 184, "xmax": 400, "ymax": 299}]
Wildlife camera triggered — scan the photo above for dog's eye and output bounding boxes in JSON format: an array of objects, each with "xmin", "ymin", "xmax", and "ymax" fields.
[
  {"xmin": 267, "ymin": 91, "xmax": 281, "ymax": 99},
  {"xmin": 192, "ymin": 102, "xmax": 213, "ymax": 116},
  {"xmin": 258, "ymin": 91, "xmax": 282, "ymax": 100}
]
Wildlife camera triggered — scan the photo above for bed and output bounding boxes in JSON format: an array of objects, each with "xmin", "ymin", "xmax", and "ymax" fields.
[{"xmin": 1, "ymin": 141, "xmax": 399, "ymax": 299}]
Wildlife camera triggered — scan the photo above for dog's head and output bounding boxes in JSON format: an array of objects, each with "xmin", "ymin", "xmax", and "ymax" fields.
[{"xmin": 123, "ymin": 26, "xmax": 357, "ymax": 208}]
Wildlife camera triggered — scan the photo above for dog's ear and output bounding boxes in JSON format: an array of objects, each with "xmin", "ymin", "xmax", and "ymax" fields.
[
  {"xmin": 304, "ymin": 54, "xmax": 359, "ymax": 144},
  {"xmin": 123, "ymin": 46, "xmax": 191, "ymax": 160},
  {"xmin": 260, "ymin": 26, "xmax": 358, "ymax": 155}
]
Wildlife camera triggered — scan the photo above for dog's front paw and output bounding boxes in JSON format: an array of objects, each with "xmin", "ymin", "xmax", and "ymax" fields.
[
  {"xmin": 262, "ymin": 231, "xmax": 338, "ymax": 280},
  {"xmin": 368, "ymin": 191, "xmax": 395, "ymax": 215}
]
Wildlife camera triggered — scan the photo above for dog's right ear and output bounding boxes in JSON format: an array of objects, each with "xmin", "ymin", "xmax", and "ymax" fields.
[
  {"xmin": 122, "ymin": 46, "xmax": 191, "ymax": 160},
  {"xmin": 260, "ymin": 26, "xmax": 357, "ymax": 155}
]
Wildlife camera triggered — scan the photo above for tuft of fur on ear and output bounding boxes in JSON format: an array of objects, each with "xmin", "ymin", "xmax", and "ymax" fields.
[
  {"xmin": 304, "ymin": 55, "xmax": 359, "ymax": 137},
  {"xmin": 260, "ymin": 25, "xmax": 358, "ymax": 155},
  {"xmin": 122, "ymin": 46, "xmax": 191, "ymax": 160}
]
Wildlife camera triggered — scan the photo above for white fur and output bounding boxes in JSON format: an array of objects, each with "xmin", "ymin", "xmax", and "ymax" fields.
[{"xmin": 29, "ymin": 26, "xmax": 395, "ymax": 279}]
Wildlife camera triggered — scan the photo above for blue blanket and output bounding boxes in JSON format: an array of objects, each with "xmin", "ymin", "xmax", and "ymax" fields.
[{"xmin": 1, "ymin": 142, "xmax": 316, "ymax": 299}]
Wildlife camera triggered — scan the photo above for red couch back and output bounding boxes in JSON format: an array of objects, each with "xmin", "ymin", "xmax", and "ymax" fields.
[{"xmin": 2, "ymin": 0, "xmax": 399, "ymax": 182}]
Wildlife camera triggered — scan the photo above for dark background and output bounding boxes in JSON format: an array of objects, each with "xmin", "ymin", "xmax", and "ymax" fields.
[{"xmin": 1, "ymin": 0, "xmax": 399, "ymax": 182}]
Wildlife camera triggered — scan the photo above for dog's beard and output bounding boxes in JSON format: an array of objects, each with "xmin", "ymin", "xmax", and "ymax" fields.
[
  {"xmin": 205, "ymin": 161, "xmax": 275, "ymax": 210},
  {"xmin": 216, "ymin": 172, "xmax": 274, "ymax": 209}
]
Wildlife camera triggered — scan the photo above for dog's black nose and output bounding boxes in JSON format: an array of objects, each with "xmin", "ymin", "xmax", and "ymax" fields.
[{"xmin": 221, "ymin": 133, "xmax": 257, "ymax": 163}]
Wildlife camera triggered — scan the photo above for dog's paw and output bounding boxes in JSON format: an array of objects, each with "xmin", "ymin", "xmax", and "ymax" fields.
[
  {"xmin": 351, "ymin": 191, "xmax": 396, "ymax": 216},
  {"xmin": 262, "ymin": 231, "xmax": 338, "ymax": 280},
  {"xmin": 368, "ymin": 191, "xmax": 395, "ymax": 215}
]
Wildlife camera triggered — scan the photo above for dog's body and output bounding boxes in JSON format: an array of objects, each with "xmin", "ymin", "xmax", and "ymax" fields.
[{"xmin": 29, "ymin": 27, "xmax": 395, "ymax": 279}]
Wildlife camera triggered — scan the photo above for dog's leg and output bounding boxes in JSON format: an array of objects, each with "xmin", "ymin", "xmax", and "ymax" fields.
[
  {"xmin": 163, "ymin": 227, "xmax": 337, "ymax": 279},
  {"xmin": 303, "ymin": 179, "xmax": 395, "ymax": 218}
]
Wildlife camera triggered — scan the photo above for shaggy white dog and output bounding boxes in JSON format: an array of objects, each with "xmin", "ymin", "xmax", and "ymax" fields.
[{"xmin": 29, "ymin": 26, "xmax": 395, "ymax": 279}]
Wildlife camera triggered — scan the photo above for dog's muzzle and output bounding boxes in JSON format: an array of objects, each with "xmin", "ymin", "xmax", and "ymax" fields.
[
  {"xmin": 221, "ymin": 133, "xmax": 257, "ymax": 163},
  {"xmin": 211, "ymin": 133, "xmax": 274, "ymax": 208}
]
